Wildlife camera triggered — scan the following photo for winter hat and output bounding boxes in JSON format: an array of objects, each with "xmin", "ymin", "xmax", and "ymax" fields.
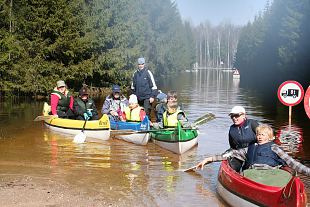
[
  {"xmin": 156, "ymin": 92, "xmax": 167, "ymax": 103},
  {"xmin": 129, "ymin": 94, "xmax": 138, "ymax": 104}
]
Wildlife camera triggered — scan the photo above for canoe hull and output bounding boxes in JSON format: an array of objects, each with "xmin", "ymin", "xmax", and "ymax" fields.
[
  {"xmin": 150, "ymin": 123, "xmax": 199, "ymax": 154},
  {"xmin": 217, "ymin": 160, "xmax": 307, "ymax": 207},
  {"xmin": 110, "ymin": 117, "xmax": 150, "ymax": 145},
  {"xmin": 42, "ymin": 102, "xmax": 110, "ymax": 141},
  {"xmin": 111, "ymin": 133, "xmax": 150, "ymax": 145},
  {"xmin": 152, "ymin": 137, "xmax": 197, "ymax": 154}
]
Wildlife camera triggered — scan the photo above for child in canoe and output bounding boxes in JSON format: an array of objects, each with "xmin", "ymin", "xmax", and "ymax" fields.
[
  {"xmin": 121, "ymin": 94, "xmax": 146, "ymax": 122},
  {"xmin": 194, "ymin": 124, "xmax": 310, "ymax": 176}
]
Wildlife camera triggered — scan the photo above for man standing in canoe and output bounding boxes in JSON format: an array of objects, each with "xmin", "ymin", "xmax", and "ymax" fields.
[
  {"xmin": 50, "ymin": 80, "xmax": 74, "ymax": 118},
  {"xmin": 131, "ymin": 57, "xmax": 158, "ymax": 119}
]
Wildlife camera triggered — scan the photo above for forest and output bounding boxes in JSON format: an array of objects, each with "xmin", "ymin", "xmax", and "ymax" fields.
[
  {"xmin": 234, "ymin": 0, "xmax": 310, "ymax": 88},
  {"xmin": 0, "ymin": 0, "xmax": 309, "ymax": 96},
  {"xmin": 0, "ymin": 0, "xmax": 195, "ymax": 95}
]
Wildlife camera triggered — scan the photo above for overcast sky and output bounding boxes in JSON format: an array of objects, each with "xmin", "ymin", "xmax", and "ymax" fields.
[{"xmin": 174, "ymin": 0, "xmax": 271, "ymax": 26}]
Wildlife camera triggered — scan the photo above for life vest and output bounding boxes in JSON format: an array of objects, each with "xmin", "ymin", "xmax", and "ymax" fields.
[
  {"xmin": 229, "ymin": 119, "xmax": 258, "ymax": 149},
  {"xmin": 51, "ymin": 89, "xmax": 71, "ymax": 112},
  {"xmin": 245, "ymin": 142, "xmax": 285, "ymax": 169},
  {"xmin": 163, "ymin": 109, "xmax": 184, "ymax": 127},
  {"xmin": 75, "ymin": 97, "xmax": 95, "ymax": 112},
  {"xmin": 124, "ymin": 106, "xmax": 143, "ymax": 121}
]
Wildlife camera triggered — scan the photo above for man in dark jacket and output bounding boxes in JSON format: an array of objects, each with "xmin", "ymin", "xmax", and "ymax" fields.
[
  {"xmin": 74, "ymin": 87, "xmax": 99, "ymax": 120},
  {"xmin": 131, "ymin": 57, "xmax": 158, "ymax": 118}
]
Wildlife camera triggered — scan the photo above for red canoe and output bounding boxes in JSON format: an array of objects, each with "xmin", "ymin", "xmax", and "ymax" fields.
[{"xmin": 217, "ymin": 160, "xmax": 307, "ymax": 207}]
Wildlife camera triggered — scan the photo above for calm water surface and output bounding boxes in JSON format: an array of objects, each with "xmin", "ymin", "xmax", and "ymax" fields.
[{"xmin": 0, "ymin": 70, "xmax": 309, "ymax": 206}]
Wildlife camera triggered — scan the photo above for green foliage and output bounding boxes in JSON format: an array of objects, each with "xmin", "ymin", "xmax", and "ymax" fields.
[
  {"xmin": 235, "ymin": 0, "xmax": 310, "ymax": 86},
  {"xmin": 0, "ymin": 0, "xmax": 195, "ymax": 95}
]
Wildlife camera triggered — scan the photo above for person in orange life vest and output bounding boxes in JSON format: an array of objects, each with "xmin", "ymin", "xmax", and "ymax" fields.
[
  {"xmin": 50, "ymin": 80, "xmax": 74, "ymax": 118},
  {"xmin": 73, "ymin": 86, "xmax": 99, "ymax": 120},
  {"xmin": 122, "ymin": 94, "xmax": 146, "ymax": 122}
]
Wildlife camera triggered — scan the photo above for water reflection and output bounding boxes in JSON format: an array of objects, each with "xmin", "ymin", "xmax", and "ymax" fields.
[
  {"xmin": 0, "ymin": 70, "xmax": 309, "ymax": 206},
  {"xmin": 276, "ymin": 124, "xmax": 303, "ymax": 154}
]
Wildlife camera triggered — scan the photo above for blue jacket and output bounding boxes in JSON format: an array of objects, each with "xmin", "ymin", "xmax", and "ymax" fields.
[
  {"xmin": 245, "ymin": 142, "xmax": 285, "ymax": 169},
  {"xmin": 131, "ymin": 67, "xmax": 158, "ymax": 100},
  {"xmin": 229, "ymin": 119, "xmax": 258, "ymax": 149}
]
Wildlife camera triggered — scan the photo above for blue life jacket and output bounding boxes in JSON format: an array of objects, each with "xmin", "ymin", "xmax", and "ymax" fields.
[
  {"xmin": 245, "ymin": 142, "xmax": 285, "ymax": 169},
  {"xmin": 229, "ymin": 119, "xmax": 258, "ymax": 149}
]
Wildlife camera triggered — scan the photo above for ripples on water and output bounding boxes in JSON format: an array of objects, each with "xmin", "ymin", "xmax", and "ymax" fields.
[{"xmin": 0, "ymin": 70, "xmax": 309, "ymax": 206}]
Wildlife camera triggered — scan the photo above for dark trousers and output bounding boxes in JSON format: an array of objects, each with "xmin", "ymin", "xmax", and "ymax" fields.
[
  {"xmin": 138, "ymin": 98, "xmax": 152, "ymax": 118},
  {"xmin": 56, "ymin": 109, "xmax": 75, "ymax": 119},
  {"xmin": 228, "ymin": 157, "xmax": 243, "ymax": 172}
]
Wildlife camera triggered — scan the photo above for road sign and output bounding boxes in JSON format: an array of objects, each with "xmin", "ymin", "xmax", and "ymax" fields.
[
  {"xmin": 304, "ymin": 86, "xmax": 310, "ymax": 119},
  {"xmin": 277, "ymin": 80, "xmax": 304, "ymax": 106}
]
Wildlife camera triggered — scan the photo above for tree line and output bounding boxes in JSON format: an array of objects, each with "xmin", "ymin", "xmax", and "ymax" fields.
[
  {"xmin": 234, "ymin": 0, "xmax": 310, "ymax": 88},
  {"xmin": 0, "ymin": 0, "xmax": 195, "ymax": 96}
]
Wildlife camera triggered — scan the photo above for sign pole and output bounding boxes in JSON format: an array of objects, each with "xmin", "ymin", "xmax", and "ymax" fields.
[{"xmin": 288, "ymin": 106, "xmax": 292, "ymax": 129}]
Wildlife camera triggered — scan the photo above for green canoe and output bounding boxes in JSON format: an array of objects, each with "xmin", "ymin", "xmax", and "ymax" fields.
[{"xmin": 150, "ymin": 122, "xmax": 199, "ymax": 154}]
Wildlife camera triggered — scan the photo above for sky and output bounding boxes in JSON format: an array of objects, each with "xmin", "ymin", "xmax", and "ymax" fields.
[{"xmin": 174, "ymin": 0, "xmax": 271, "ymax": 26}]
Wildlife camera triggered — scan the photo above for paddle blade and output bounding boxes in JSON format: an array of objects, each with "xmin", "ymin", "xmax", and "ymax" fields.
[
  {"xmin": 183, "ymin": 166, "xmax": 197, "ymax": 172},
  {"xmin": 73, "ymin": 132, "xmax": 86, "ymax": 143},
  {"xmin": 34, "ymin": 115, "xmax": 57, "ymax": 121},
  {"xmin": 193, "ymin": 113, "xmax": 215, "ymax": 126}
]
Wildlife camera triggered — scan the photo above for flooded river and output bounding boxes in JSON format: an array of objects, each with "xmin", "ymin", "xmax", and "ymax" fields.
[{"xmin": 0, "ymin": 70, "xmax": 309, "ymax": 206}]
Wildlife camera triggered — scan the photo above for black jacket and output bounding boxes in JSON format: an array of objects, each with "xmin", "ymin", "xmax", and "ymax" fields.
[{"xmin": 131, "ymin": 67, "xmax": 158, "ymax": 100}]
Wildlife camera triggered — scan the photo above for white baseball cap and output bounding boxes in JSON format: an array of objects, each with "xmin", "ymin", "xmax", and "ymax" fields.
[{"xmin": 229, "ymin": 106, "xmax": 245, "ymax": 115}]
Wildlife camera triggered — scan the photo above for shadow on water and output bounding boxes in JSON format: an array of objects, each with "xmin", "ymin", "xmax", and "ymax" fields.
[{"xmin": 0, "ymin": 70, "xmax": 309, "ymax": 206}]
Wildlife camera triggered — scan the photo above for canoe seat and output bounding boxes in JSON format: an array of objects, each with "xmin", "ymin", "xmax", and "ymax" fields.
[{"xmin": 243, "ymin": 169, "xmax": 292, "ymax": 187}]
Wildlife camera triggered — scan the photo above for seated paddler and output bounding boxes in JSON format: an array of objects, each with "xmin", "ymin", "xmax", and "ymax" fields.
[
  {"xmin": 50, "ymin": 80, "xmax": 74, "ymax": 118},
  {"xmin": 122, "ymin": 94, "xmax": 146, "ymax": 122},
  {"xmin": 153, "ymin": 99, "xmax": 190, "ymax": 129},
  {"xmin": 73, "ymin": 86, "xmax": 99, "ymax": 120},
  {"xmin": 194, "ymin": 124, "xmax": 310, "ymax": 176}
]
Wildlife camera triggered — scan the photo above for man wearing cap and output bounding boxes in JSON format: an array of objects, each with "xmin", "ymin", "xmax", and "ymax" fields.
[
  {"xmin": 101, "ymin": 84, "xmax": 128, "ymax": 121},
  {"xmin": 228, "ymin": 105, "xmax": 259, "ymax": 171},
  {"xmin": 73, "ymin": 86, "xmax": 99, "ymax": 120},
  {"xmin": 50, "ymin": 80, "xmax": 74, "ymax": 118},
  {"xmin": 131, "ymin": 57, "xmax": 158, "ymax": 119}
]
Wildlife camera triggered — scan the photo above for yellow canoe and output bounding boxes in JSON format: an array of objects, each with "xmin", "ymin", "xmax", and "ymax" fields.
[{"xmin": 42, "ymin": 102, "xmax": 110, "ymax": 141}]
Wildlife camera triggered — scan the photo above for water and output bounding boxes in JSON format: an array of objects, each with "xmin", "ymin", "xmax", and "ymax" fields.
[{"xmin": 0, "ymin": 70, "xmax": 309, "ymax": 206}]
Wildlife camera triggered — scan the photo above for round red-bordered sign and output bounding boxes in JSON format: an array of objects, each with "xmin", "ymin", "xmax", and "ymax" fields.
[
  {"xmin": 304, "ymin": 86, "xmax": 310, "ymax": 119},
  {"xmin": 277, "ymin": 80, "xmax": 304, "ymax": 106}
]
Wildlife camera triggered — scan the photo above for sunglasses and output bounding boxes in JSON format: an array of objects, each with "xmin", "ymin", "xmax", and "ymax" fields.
[{"xmin": 230, "ymin": 113, "xmax": 243, "ymax": 119}]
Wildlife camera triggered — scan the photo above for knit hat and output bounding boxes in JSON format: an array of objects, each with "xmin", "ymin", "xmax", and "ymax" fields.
[
  {"xmin": 156, "ymin": 92, "xmax": 167, "ymax": 103},
  {"xmin": 129, "ymin": 94, "xmax": 138, "ymax": 104}
]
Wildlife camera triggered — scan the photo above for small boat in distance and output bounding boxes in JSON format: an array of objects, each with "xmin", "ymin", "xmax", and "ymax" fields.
[{"xmin": 232, "ymin": 68, "xmax": 240, "ymax": 78}]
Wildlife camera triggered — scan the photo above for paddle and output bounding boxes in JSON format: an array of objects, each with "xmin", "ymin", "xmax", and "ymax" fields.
[
  {"xmin": 73, "ymin": 117, "xmax": 88, "ymax": 143},
  {"xmin": 192, "ymin": 112, "xmax": 215, "ymax": 126},
  {"xmin": 34, "ymin": 115, "xmax": 58, "ymax": 121}
]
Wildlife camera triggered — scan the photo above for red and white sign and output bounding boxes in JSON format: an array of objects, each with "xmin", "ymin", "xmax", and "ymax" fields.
[
  {"xmin": 304, "ymin": 86, "xmax": 310, "ymax": 119},
  {"xmin": 277, "ymin": 80, "xmax": 304, "ymax": 106}
]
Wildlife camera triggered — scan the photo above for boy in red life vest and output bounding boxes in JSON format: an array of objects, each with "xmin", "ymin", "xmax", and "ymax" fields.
[{"xmin": 122, "ymin": 94, "xmax": 146, "ymax": 122}]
